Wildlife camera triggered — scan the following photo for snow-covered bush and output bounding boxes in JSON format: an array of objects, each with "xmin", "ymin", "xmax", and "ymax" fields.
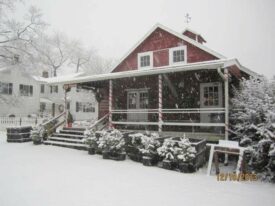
[
  {"xmin": 84, "ymin": 129, "xmax": 97, "ymax": 148},
  {"xmin": 138, "ymin": 133, "xmax": 161, "ymax": 157},
  {"xmin": 157, "ymin": 136, "xmax": 197, "ymax": 162},
  {"xmin": 230, "ymin": 76, "xmax": 275, "ymax": 182},
  {"xmin": 97, "ymin": 129, "xmax": 125, "ymax": 153},
  {"xmin": 31, "ymin": 126, "xmax": 43, "ymax": 144}
]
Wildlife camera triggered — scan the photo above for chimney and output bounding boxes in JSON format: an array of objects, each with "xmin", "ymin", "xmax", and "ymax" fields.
[{"xmin": 42, "ymin": 71, "xmax": 49, "ymax": 78}]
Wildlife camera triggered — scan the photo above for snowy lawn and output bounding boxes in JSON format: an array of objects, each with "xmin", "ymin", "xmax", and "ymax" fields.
[{"xmin": 0, "ymin": 131, "xmax": 274, "ymax": 206}]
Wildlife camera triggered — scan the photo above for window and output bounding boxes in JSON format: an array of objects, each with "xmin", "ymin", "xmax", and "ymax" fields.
[
  {"xmin": 138, "ymin": 52, "xmax": 153, "ymax": 69},
  {"xmin": 76, "ymin": 102, "xmax": 95, "ymax": 113},
  {"xmin": 169, "ymin": 46, "xmax": 187, "ymax": 65},
  {"xmin": 40, "ymin": 84, "xmax": 45, "ymax": 93},
  {"xmin": 50, "ymin": 85, "xmax": 58, "ymax": 93},
  {"xmin": 127, "ymin": 90, "xmax": 149, "ymax": 109},
  {"xmin": 201, "ymin": 83, "xmax": 221, "ymax": 107},
  {"xmin": 0, "ymin": 82, "xmax": 12, "ymax": 95},
  {"xmin": 40, "ymin": 102, "xmax": 46, "ymax": 112},
  {"xmin": 19, "ymin": 84, "xmax": 33, "ymax": 96}
]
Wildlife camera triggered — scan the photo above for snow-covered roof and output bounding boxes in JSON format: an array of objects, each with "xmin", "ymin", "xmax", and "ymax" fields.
[
  {"xmin": 33, "ymin": 72, "xmax": 85, "ymax": 84},
  {"xmin": 111, "ymin": 23, "xmax": 225, "ymax": 72},
  {"xmin": 47, "ymin": 58, "xmax": 257, "ymax": 85},
  {"xmin": 40, "ymin": 98, "xmax": 53, "ymax": 104}
]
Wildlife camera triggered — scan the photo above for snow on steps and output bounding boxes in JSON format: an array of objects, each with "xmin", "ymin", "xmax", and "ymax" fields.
[
  {"xmin": 44, "ymin": 140, "xmax": 87, "ymax": 150},
  {"xmin": 44, "ymin": 127, "xmax": 87, "ymax": 150}
]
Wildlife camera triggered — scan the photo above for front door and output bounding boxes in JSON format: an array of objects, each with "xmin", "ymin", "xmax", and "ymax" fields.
[
  {"xmin": 127, "ymin": 90, "xmax": 149, "ymax": 122},
  {"xmin": 200, "ymin": 82, "xmax": 222, "ymax": 123}
]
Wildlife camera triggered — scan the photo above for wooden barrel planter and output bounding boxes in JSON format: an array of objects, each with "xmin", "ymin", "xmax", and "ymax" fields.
[
  {"xmin": 6, "ymin": 126, "xmax": 32, "ymax": 143},
  {"xmin": 142, "ymin": 154, "xmax": 159, "ymax": 166}
]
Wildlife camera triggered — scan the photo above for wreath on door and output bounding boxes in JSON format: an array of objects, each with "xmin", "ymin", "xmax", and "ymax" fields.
[{"xmin": 58, "ymin": 104, "xmax": 64, "ymax": 112}]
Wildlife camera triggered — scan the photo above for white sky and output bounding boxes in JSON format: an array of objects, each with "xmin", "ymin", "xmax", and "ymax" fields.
[{"xmin": 20, "ymin": 0, "xmax": 275, "ymax": 77}]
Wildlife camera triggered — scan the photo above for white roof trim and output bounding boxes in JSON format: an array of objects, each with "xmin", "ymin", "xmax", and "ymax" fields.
[
  {"xmin": 47, "ymin": 59, "xmax": 250, "ymax": 85},
  {"xmin": 111, "ymin": 23, "xmax": 225, "ymax": 71}
]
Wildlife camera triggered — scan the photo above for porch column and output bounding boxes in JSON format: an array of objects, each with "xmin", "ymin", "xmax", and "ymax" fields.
[
  {"xmin": 158, "ymin": 74, "xmax": 163, "ymax": 132},
  {"xmin": 108, "ymin": 79, "xmax": 113, "ymax": 129},
  {"xmin": 224, "ymin": 68, "xmax": 229, "ymax": 165},
  {"xmin": 224, "ymin": 69, "xmax": 229, "ymax": 141},
  {"xmin": 64, "ymin": 85, "xmax": 68, "ymax": 126}
]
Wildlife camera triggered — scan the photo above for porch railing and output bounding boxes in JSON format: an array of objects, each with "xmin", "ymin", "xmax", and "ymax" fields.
[
  {"xmin": 111, "ymin": 108, "xmax": 226, "ymax": 130},
  {"xmin": 40, "ymin": 112, "xmax": 66, "ymax": 138},
  {"xmin": 88, "ymin": 114, "xmax": 109, "ymax": 131}
]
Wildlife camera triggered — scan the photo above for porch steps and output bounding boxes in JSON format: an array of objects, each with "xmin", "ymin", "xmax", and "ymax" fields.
[{"xmin": 44, "ymin": 127, "xmax": 87, "ymax": 150}]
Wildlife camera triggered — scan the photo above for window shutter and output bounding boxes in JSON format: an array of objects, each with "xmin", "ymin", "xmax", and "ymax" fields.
[
  {"xmin": 9, "ymin": 83, "xmax": 13, "ymax": 94},
  {"xmin": 76, "ymin": 102, "xmax": 79, "ymax": 112},
  {"xmin": 30, "ymin": 86, "xmax": 33, "ymax": 96},
  {"xmin": 50, "ymin": 86, "xmax": 52, "ymax": 93}
]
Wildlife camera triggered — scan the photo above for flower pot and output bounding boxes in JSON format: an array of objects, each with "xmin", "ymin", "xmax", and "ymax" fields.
[
  {"xmin": 109, "ymin": 152, "xmax": 126, "ymax": 161},
  {"xmin": 162, "ymin": 160, "xmax": 177, "ymax": 170},
  {"xmin": 117, "ymin": 152, "xmax": 126, "ymax": 161},
  {"xmin": 88, "ymin": 147, "xmax": 96, "ymax": 155},
  {"xmin": 142, "ymin": 155, "xmax": 158, "ymax": 166},
  {"xmin": 102, "ymin": 151, "xmax": 110, "ymax": 159},
  {"xmin": 128, "ymin": 153, "xmax": 142, "ymax": 162},
  {"xmin": 33, "ymin": 140, "xmax": 42, "ymax": 145},
  {"xmin": 178, "ymin": 162, "xmax": 196, "ymax": 173}
]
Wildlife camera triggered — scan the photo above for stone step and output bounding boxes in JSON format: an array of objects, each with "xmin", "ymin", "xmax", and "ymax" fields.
[
  {"xmin": 48, "ymin": 136, "xmax": 85, "ymax": 144},
  {"xmin": 44, "ymin": 140, "xmax": 87, "ymax": 150},
  {"xmin": 59, "ymin": 129, "xmax": 84, "ymax": 135},
  {"xmin": 52, "ymin": 133, "xmax": 85, "ymax": 139}
]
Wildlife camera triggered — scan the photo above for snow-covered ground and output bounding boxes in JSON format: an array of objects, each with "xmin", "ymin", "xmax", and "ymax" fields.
[{"xmin": 0, "ymin": 131, "xmax": 274, "ymax": 206}]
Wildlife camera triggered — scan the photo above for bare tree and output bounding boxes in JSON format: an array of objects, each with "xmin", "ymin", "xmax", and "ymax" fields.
[
  {"xmin": 31, "ymin": 32, "xmax": 72, "ymax": 76},
  {"xmin": 0, "ymin": 3, "xmax": 46, "ymax": 65}
]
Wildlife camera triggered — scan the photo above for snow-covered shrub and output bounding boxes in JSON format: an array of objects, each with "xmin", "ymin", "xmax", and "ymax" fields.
[
  {"xmin": 138, "ymin": 133, "xmax": 161, "ymax": 157},
  {"xmin": 176, "ymin": 137, "xmax": 197, "ymax": 163},
  {"xmin": 31, "ymin": 127, "xmax": 43, "ymax": 144},
  {"xmin": 157, "ymin": 138, "xmax": 176, "ymax": 161},
  {"xmin": 230, "ymin": 76, "xmax": 275, "ymax": 182},
  {"xmin": 97, "ymin": 129, "xmax": 125, "ymax": 153},
  {"xmin": 157, "ymin": 136, "xmax": 197, "ymax": 162},
  {"xmin": 84, "ymin": 129, "xmax": 97, "ymax": 148}
]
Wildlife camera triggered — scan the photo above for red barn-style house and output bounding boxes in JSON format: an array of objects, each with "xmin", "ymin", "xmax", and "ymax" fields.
[{"xmin": 49, "ymin": 24, "xmax": 257, "ymax": 141}]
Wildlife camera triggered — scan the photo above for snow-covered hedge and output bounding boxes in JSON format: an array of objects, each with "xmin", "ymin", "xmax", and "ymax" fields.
[
  {"xmin": 230, "ymin": 77, "xmax": 275, "ymax": 182},
  {"xmin": 157, "ymin": 136, "xmax": 196, "ymax": 162},
  {"xmin": 97, "ymin": 129, "xmax": 125, "ymax": 153}
]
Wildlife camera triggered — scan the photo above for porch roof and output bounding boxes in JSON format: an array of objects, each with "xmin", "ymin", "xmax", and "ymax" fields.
[{"xmin": 46, "ymin": 58, "xmax": 257, "ymax": 85}]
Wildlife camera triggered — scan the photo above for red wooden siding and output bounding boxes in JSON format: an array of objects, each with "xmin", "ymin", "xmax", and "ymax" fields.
[{"xmin": 112, "ymin": 27, "xmax": 218, "ymax": 73}]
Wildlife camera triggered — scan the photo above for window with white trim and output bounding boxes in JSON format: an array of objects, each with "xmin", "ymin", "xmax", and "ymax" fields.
[
  {"xmin": 138, "ymin": 52, "xmax": 153, "ymax": 69},
  {"xmin": 169, "ymin": 46, "xmax": 187, "ymax": 65},
  {"xmin": 76, "ymin": 102, "xmax": 95, "ymax": 113},
  {"xmin": 19, "ymin": 84, "xmax": 33, "ymax": 96},
  {"xmin": 0, "ymin": 82, "xmax": 13, "ymax": 95}
]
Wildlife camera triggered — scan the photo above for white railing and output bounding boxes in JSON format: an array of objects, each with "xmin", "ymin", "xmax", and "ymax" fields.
[
  {"xmin": 0, "ymin": 117, "xmax": 44, "ymax": 130},
  {"xmin": 111, "ymin": 107, "xmax": 225, "ymax": 127}
]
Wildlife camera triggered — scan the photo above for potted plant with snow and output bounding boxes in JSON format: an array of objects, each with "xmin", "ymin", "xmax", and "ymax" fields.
[
  {"xmin": 98, "ymin": 129, "xmax": 126, "ymax": 161},
  {"xmin": 84, "ymin": 129, "xmax": 97, "ymax": 155},
  {"xmin": 176, "ymin": 137, "xmax": 197, "ymax": 173},
  {"xmin": 127, "ymin": 133, "xmax": 144, "ymax": 162},
  {"xmin": 31, "ymin": 127, "xmax": 43, "ymax": 145},
  {"xmin": 140, "ymin": 133, "xmax": 161, "ymax": 166},
  {"xmin": 157, "ymin": 138, "xmax": 178, "ymax": 170}
]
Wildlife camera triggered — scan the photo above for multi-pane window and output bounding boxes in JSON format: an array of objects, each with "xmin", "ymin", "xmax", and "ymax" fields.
[
  {"xmin": 128, "ymin": 91, "xmax": 149, "ymax": 109},
  {"xmin": 169, "ymin": 46, "xmax": 187, "ymax": 65},
  {"xmin": 139, "ymin": 92, "xmax": 149, "ymax": 109},
  {"xmin": 203, "ymin": 86, "xmax": 219, "ymax": 106},
  {"xmin": 40, "ymin": 84, "xmax": 45, "ymax": 93},
  {"xmin": 76, "ymin": 102, "xmax": 95, "ymax": 113},
  {"xmin": 128, "ymin": 92, "xmax": 138, "ymax": 109},
  {"xmin": 50, "ymin": 85, "xmax": 58, "ymax": 93},
  {"xmin": 19, "ymin": 84, "xmax": 33, "ymax": 96},
  {"xmin": 173, "ymin": 50, "xmax": 185, "ymax": 63},
  {"xmin": 0, "ymin": 82, "xmax": 12, "ymax": 95},
  {"xmin": 140, "ymin": 55, "xmax": 150, "ymax": 67}
]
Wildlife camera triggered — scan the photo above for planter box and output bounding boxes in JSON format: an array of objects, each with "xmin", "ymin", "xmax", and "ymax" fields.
[
  {"xmin": 6, "ymin": 126, "xmax": 32, "ymax": 143},
  {"xmin": 102, "ymin": 151, "xmax": 126, "ymax": 161},
  {"xmin": 33, "ymin": 140, "xmax": 42, "ymax": 145},
  {"xmin": 158, "ymin": 136, "xmax": 206, "ymax": 171},
  {"xmin": 142, "ymin": 155, "xmax": 159, "ymax": 166},
  {"xmin": 128, "ymin": 152, "xmax": 143, "ymax": 162},
  {"xmin": 178, "ymin": 162, "xmax": 196, "ymax": 173},
  {"xmin": 88, "ymin": 147, "xmax": 96, "ymax": 155},
  {"xmin": 161, "ymin": 160, "xmax": 177, "ymax": 170}
]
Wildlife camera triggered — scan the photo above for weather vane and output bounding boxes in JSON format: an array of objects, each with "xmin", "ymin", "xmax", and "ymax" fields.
[{"xmin": 185, "ymin": 13, "xmax": 191, "ymax": 24}]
